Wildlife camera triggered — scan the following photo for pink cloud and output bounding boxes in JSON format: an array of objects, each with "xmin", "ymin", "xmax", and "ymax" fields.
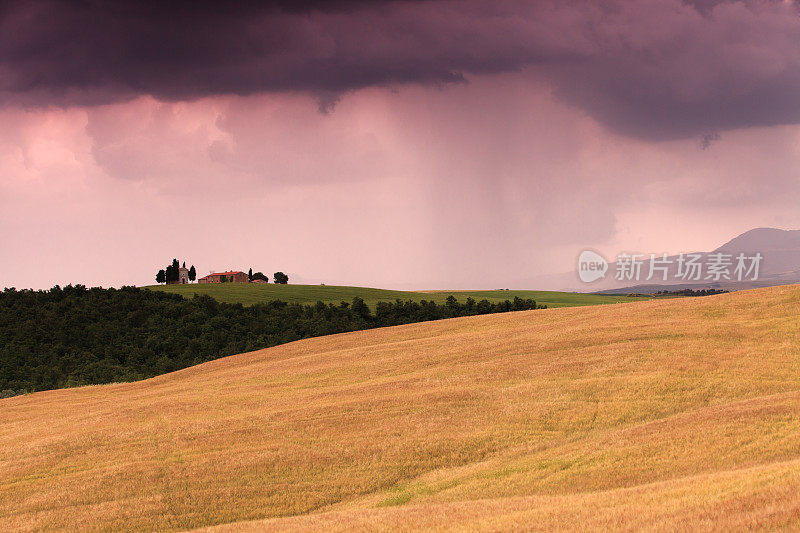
[{"xmin": 2, "ymin": 71, "xmax": 799, "ymax": 290}]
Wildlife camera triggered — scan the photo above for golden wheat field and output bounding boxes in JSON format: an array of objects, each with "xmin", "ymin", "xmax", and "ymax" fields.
[{"xmin": 1, "ymin": 285, "xmax": 799, "ymax": 531}]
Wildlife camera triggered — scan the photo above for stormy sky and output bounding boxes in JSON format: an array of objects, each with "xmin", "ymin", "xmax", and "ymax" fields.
[{"xmin": 2, "ymin": 0, "xmax": 800, "ymax": 289}]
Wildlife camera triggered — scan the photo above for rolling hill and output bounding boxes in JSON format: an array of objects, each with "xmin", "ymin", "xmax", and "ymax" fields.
[
  {"xmin": 145, "ymin": 283, "xmax": 646, "ymax": 308},
  {"xmin": 2, "ymin": 285, "xmax": 799, "ymax": 530}
]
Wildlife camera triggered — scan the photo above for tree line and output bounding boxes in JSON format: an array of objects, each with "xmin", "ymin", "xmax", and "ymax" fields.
[
  {"xmin": 0, "ymin": 285, "xmax": 545, "ymax": 395},
  {"xmin": 655, "ymin": 288, "xmax": 729, "ymax": 297}
]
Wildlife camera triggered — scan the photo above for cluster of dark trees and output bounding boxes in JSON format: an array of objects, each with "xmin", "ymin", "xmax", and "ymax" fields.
[
  {"xmin": 0, "ymin": 285, "xmax": 544, "ymax": 394},
  {"xmin": 246, "ymin": 269, "xmax": 288, "ymax": 284},
  {"xmin": 156, "ymin": 259, "xmax": 196, "ymax": 284},
  {"xmin": 248, "ymin": 268, "xmax": 269, "ymax": 282},
  {"xmin": 655, "ymin": 288, "xmax": 729, "ymax": 296}
]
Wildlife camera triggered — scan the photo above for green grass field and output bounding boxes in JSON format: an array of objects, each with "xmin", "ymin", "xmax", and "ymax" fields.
[{"xmin": 144, "ymin": 283, "xmax": 648, "ymax": 308}]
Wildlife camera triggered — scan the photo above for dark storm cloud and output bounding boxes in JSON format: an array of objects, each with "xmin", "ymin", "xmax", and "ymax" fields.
[
  {"xmin": 701, "ymin": 132, "xmax": 721, "ymax": 149},
  {"xmin": 2, "ymin": 0, "xmax": 800, "ymax": 139}
]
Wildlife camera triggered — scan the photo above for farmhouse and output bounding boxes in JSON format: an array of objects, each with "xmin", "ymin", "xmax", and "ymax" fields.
[{"xmin": 198, "ymin": 271, "xmax": 249, "ymax": 284}]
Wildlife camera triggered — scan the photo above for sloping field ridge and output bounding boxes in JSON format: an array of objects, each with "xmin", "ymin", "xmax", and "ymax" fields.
[
  {"xmin": 145, "ymin": 282, "xmax": 646, "ymax": 308},
  {"xmin": 1, "ymin": 285, "xmax": 799, "ymax": 531}
]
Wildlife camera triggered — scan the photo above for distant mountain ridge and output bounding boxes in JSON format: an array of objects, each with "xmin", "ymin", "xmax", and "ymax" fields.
[
  {"xmin": 522, "ymin": 227, "xmax": 800, "ymax": 293},
  {"xmin": 596, "ymin": 227, "xmax": 800, "ymax": 293},
  {"xmin": 712, "ymin": 228, "xmax": 800, "ymax": 281},
  {"xmin": 714, "ymin": 227, "xmax": 800, "ymax": 253}
]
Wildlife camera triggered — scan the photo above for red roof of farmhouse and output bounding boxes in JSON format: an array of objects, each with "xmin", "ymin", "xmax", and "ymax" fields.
[{"xmin": 199, "ymin": 271, "xmax": 246, "ymax": 278}]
